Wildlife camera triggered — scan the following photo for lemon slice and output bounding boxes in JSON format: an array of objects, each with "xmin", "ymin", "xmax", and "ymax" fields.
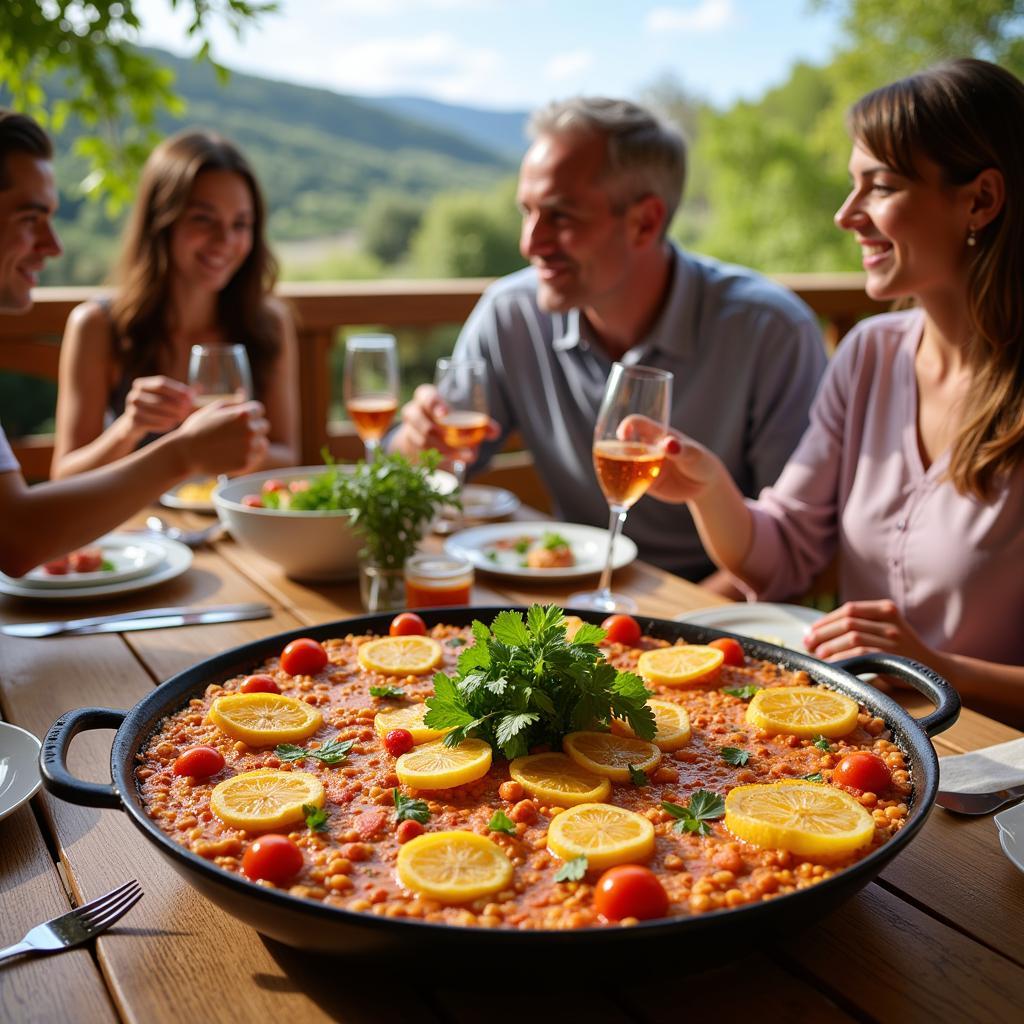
[
  {"xmin": 746, "ymin": 686, "xmax": 859, "ymax": 738},
  {"xmin": 615, "ymin": 699, "xmax": 692, "ymax": 751},
  {"xmin": 724, "ymin": 781, "xmax": 875, "ymax": 860},
  {"xmin": 636, "ymin": 644, "xmax": 724, "ymax": 687},
  {"xmin": 209, "ymin": 693, "xmax": 322, "ymax": 746},
  {"xmin": 508, "ymin": 752, "xmax": 612, "ymax": 806},
  {"xmin": 373, "ymin": 703, "xmax": 451, "ymax": 744},
  {"xmin": 563, "ymin": 731, "xmax": 661, "ymax": 782},
  {"xmin": 547, "ymin": 803, "xmax": 656, "ymax": 871},
  {"xmin": 397, "ymin": 831, "xmax": 513, "ymax": 903},
  {"xmin": 210, "ymin": 769, "xmax": 324, "ymax": 831},
  {"xmin": 395, "ymin": 738, "xmax": 492, "ymax": 789},
  {"xmin": 357, "ymin": 636, "xmax": 443, "ymax": 676}
]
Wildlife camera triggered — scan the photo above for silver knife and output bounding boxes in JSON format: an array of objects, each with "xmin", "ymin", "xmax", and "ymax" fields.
[
  {"xmin": 936, "ymin": 783, "xmax": 1024, "ymax": 816},
  {"xmin": 1, "ymin": 602, "xmax": 272, "ymax": 638}
]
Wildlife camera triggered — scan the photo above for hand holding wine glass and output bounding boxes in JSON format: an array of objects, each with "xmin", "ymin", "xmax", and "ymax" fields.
[
  {"xmin": 434, "ymin": 357, "xmax": 489, "ymax": 527},
  {"xmin": 344, "ymin": 334, "xmax": 399, "ymax": 459},
  {"xmin": 569, "ymin": 363, "xmax": 673, "ymax": 614}
]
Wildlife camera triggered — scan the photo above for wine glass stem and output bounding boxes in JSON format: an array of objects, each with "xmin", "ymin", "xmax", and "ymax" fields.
[
  {"xmin": 597, "ymin": 506, "xmax": 627, "ymax": 603},
  {"xmin": 364, "ymin": 437, "xmax": 380, "ymax": 460},
  {"xmin": 451, "ymin": 459, "xmax": 467, "ymax": 528}
]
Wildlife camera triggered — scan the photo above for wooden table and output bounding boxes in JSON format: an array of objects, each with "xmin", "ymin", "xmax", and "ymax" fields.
[{"xmin": 2, "ymin": 508, "xmax": 1022, "ymax": 1023}]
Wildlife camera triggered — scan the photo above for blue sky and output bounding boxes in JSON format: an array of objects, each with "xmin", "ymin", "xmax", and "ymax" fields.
[{"xmin": 136, "ymin": 0, "xmax": 843, "ymax": 110}]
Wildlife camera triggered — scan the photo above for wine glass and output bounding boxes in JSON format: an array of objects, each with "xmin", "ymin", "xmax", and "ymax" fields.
[
  {"xmin": 434, "ymin": 357, "xmax": 489, "ymax": 528},
  {"xmin": 187, "ymin": 343, "xmax": 253, "ymax": 406},
  {"xmin": 568, "ymin": 363, "xmax": 673, "ymax": 614},
  {"xmin": 343, "ymin": 334, "xmax": 399, "ymax": 459}
]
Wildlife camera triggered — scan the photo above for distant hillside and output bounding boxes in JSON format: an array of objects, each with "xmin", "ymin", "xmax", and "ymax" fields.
[{"xmin": 365, "ymin": 96, "xmax": 529, "ymax": 160}]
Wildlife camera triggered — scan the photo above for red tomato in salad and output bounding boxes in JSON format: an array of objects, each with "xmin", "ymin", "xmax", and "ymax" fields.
[
  {"xmin": 173, "ymin": 745, "xmax": 225, "ymax": 778},
  {"xmin": 708, "ymin": 637, "xmax": 745, "ymax": 667},
  {"xmin": 242, "ymin": 835, "xmax": 303, "ymax": 884},
  {"xmin": 833, "ymin": 751, "xmax": 891, "ymax": 793},
  {"xmin": 241, "ymin": 494, "xmax": 264, "ymax": 508},
  {"xmin": 261, "ymin": 478, "xmax": 287, "ymax": 494},
  {"xmin": 42, "ymin": 556, "xmax": 70, "ymax": 575},
  {"xmin": 288, "ymin": 479, "xmax": 311, "ymax": 494},
  {"xmin": 69, "ymin": 547, "xmax": 103, "ymax": 573},
  {"xmin": 389, "ymin": 612, "xmax": 427, "ymax": 637},
  {"xmin": 593, "ymin": 865, "xmax": 669, "ymax": 922},
  {"xmin": 280, "ymin": 638, "xmax": 328, "ymax": 676},
  {"xmin": 384, "ymin": 729, "xmax": 415, "ymax": 757},
  {"xmin": 601, "ymin": 614, "xmax": 642, "ymax": 646},
  {"xmin": 240, "ymin": 674, "xmax": 280, "ymax": 694}
]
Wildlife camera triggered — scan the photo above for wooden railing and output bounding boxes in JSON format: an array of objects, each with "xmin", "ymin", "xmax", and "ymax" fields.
[{"xmin": 0, "ymin": 274, "xmax": 884, "ymax": 489}]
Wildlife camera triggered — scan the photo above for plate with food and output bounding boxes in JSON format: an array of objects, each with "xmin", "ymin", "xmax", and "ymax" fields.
[
  {"xmin": 675, "ymin": 603, "xmax": 822, "ymax": 654},
  {"xmin": 160, "ymin": 477, "xmax": 219, "ymax": 513},
  {"xmin": 40, "ymin": 605, "xmax": 958, "ymax": 955},
  {"xmin": 0, "ymin": 722, "xmax": 42, "ymax": 823},
  {"xmin": 13, "ymin": 534, "xmax": 168, "ymax": 590},
  {"xmin": 0, "ymin": 534, "xmax": 192, "ymax": 601},
  {"xmin": 444, "ymin": 521, "xmax": 638, "ymax": 579}
]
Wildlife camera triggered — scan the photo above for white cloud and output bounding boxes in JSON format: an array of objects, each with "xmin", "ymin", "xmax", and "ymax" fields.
[
  {"xmin": 545, "ymin": 50, "xmax": 594, "ymax": 81},
  {"xmin": 323, "ymin": 0, "xmax": 488, "ymax": 14},
  {"xmin": 645, "ymin": 0, "xmax": 738, "ymax": 34}
]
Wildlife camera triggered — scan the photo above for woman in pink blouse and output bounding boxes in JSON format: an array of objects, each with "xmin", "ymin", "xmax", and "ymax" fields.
[{"xmin": 645, "ymin": 59, "xmax": 1024, "ymax": 723}]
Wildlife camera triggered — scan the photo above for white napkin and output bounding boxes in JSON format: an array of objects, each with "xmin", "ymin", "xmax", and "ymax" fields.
[{"xmin": 939, "ymin": 737, "xmax": 1024, "ymax": 793}]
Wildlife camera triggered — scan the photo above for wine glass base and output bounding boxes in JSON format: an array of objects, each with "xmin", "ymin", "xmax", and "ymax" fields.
[{"xmin": 566, "ymin": 589, "xmax": 638, "ymax": 615}]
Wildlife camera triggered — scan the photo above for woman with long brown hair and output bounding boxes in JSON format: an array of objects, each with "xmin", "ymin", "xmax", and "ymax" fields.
[
  {"xmin": 642, "ymin": 58, "xmax": 1024, "ymax": 723},
  {"xmin": 51, "ymin": 130, "xmax": 299, "ymax": 476}
]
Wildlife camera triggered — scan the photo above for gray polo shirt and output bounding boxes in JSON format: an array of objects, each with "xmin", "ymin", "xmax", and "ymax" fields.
[{"xmin": 453, "ymin": 244, "xmax": 827, "ymax": 580}]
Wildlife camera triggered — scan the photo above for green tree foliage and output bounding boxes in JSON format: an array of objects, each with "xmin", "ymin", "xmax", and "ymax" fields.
[
  {"xmin": 0, "ymin": 1, "xmax": 277, "ymax": 208},
  {"xmin": 410, "ymin": 178, "xmax": 525, "ymax": 278},
  {"xmin": 361, "ymin": 192, "xmax": 427, "ymax": 266}
]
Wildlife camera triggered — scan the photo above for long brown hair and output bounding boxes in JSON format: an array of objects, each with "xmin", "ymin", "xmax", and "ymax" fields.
[
  {"xmin": 849, "ymin": 59, "xmax": 1024, "ymax": 499},
  {"xmin": 109, "ymin": 130, "xmax": 279, "ymax": 399}
]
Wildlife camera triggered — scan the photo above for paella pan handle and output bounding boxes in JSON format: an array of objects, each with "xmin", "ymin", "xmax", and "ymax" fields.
[
  {"xmin": 833, "ymin": 653, "xmax": 961, "ymax": 737},
  {"xmin": 40, "ymin": 707, "xmax": 127, "ymax": 809}
]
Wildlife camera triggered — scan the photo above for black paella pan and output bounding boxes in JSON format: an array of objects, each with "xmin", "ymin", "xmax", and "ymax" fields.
[{"xmin": 40, "ymin": 607, "xmax": 960, "ymax": 955}]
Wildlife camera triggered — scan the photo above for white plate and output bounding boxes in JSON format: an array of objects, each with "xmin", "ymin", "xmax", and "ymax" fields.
[
  {"xmin": 995, "ymin": 801, "xmax": 1024, "ymax": 875},
  {"xmin": 444, "ymin": 521, "xmax": 638, "ymax": 580},
  {"xmin": 674, "ymin": 602, "xmax": 821, "ymax": 653},
  {"xmin": 16, "ymin": 534, "xmax": 168, "ymax": 589},
  {"xmin": 0, "ymin": 722, "xmax": 42, "ymax": 823},
  {"xmin": 160, "ymin": 478, "xmax": 219, "ymax": 513},
  {"xmin": 458, "ymin": 485, "xmax": 520, "ymax": 520},
  {"xmin": 0, "ymin": 536, "xmax": 192, "ymax": 601}
]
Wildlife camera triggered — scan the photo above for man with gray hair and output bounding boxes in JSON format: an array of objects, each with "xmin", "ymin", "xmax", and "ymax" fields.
[{"xmin": 393, "ymin": 96, "xmax": 826, "ymax": 589}]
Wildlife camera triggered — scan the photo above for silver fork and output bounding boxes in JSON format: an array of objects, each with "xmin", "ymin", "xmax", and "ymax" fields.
[{"xmin": 0, "ymin": 879, "xmax": 142, "ymax": 964}]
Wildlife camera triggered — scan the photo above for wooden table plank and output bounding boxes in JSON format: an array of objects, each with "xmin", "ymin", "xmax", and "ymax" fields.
[{"xmin": 0, "ymin": 804, "xmax": 117, "ymax": 1024}]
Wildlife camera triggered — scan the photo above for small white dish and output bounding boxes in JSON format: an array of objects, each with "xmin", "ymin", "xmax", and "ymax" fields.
[
  {"xmin": 458, "ymin": 485, "xmax": 520, "ymax": 520},
  {"xmin": 444, "ymin": 521, "xmax": 638, "ymax": 580},
  {"xmin": 0, "ymin": 536, "xmax": 192, "ymax": 601},
  {"xmin": 675, "ymin": 602, "xmax": 821, "ymax": 653},
  {"xmin": 160, "ymin": 478, "xmax": 218, "ymax": 513},
  {"xmin": 0, "ymin": 722, "xmax": 42, "ymax": 823},
  {"xmin": 15, "ymin": 534, "xmax": 167, "ymax": 589},
  {"xmin": 995, "ymin": 801, "xmax": 1024, "ymax": 875}
]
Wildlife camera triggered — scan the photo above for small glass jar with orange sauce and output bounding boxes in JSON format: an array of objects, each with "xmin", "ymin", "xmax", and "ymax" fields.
[{"xmin": 404, "ymin": 553, "xmax": 474, "ymax": 608}]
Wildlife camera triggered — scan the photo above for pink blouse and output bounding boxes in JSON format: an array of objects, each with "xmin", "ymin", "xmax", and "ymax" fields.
[{"xmin": 738, "ymin": 309, "xmax": 1024, "ymax": 665}]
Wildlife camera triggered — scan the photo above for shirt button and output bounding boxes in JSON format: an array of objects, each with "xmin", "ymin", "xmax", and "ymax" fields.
[{"xmin": 896, "ymin": 519, "xmax": 906, "ymax": 531}]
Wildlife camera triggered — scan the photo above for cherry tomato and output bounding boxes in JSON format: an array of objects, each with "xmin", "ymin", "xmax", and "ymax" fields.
[
  {"xmin": 69, "ymin": 547, "xmax": 103, "ymax": 573},
  {"xmin": 173, "ymin": 745, "xmax": 225, "ymax": 778},
  {"xmin": 242, "ymin": 834, "xmax": 303, "ymax": 885},
  {"xmin": 833, "ymin": 751, "xmax": 891, "ymax": 793},
  {"xmin": 396, "ymin": 819, "xmax": 424, "ymax": 844},
  {"xmin": 708, "ymin": 637, "xmax": 745, "ymax": 667},
  {"xmin": 384, "ymin": 728, "xmax": 415, "ymax": 757},
  {"xmin": 240, "ymin": 674, "xmax": 280, "ymax": 694},
  {"xmin": 289, "ymin": 479, "xmax": 311, "ymax": 494},
  {"xmin": 593, "ymin": 864, "xmax": 669, "ymax": 922},
  {"xmin": 261, "ymin": 478, "xmax": 287, "ymax": 494},
  {"xmin": 280, "ymin": 638, "xmax": 328, "ymax": 676},
  {"xmin": 42, "ymin": 556, "xmax": 70, "ymax": 575},
  {"xmin": 390, "ymin": 612, "xmax": 427, "ymax": 637},
  {"xmin": 241, "ymin": 494, "xmax": 264, "ymax": 508},
  {"xmin": 601, "ymin": 614, "xmax": 642, "ymax": 646}
]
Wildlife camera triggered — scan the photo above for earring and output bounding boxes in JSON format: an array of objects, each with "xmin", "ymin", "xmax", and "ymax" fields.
[{"xmin": 967, "ymin": 228, "xmax": 977, "ymax": 247}]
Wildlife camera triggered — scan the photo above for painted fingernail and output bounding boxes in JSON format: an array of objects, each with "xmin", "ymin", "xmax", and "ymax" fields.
[{"xmin": 665, "ymin": 437, "xmax": 681, "ymax": 455}]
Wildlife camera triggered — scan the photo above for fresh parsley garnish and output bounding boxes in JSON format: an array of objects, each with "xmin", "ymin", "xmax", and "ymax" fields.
[
  {"xmin": 393, "ymin": 788, "xmax": 430, "ymax": 824},
  {"xmin": 488, "ymin": 809, "xmax": 517, "ymax": 835},
  {"xmin": 554, "ymin": 855, "xmax": 588, "ymax": 882},
  {"xmin": 423, "ymin": 605, "xmax": 655, "ymax": 759},
  {"xmin": 303, "ymin": 803, "xmax": 329, "ymax": 833},
  {"xmin": 370, "ymin": 685, "xmax": 406, "ymax": 699},
  {"xmin": 628, "ymin": 764, "xmax": 650, "ymax": 787},
  {"xmin": 722, "ymin": 685, "xmax": 760, "ymax": 701},
  {"xmin": 541, "ymin": 531, "xmax": 570, "ymax": 551},
  {"xmin": 812, "ymin": 735, "xmax": 831, "ymax": 752},
  {"xmin": 513, "ymin": 538, "xmax": 531, "ymax": 555},
  {"xmin": 662, "ymin": 790, "xmax": 726, "ymax": 837},
  {"xmin": 446, "ymin": 637, "xmax": 466, "ymax": 647},
  {"xmin": 721, "ymin": 747, "xmax": 750, "ymax": 767},
  {"xmin": 802, "ymin": 772, "xmax": 824, "ymax": 783},
  {"xmin": 486, "ymin": 550, "xmax": 499, "ymax": 562},
  {"xmin": 275, "ymin": 738, "xmax": 354, "ymax": 766},
  {"xmin": 100, "ymin": 559, "xmax": 116, "ymax": 572}
]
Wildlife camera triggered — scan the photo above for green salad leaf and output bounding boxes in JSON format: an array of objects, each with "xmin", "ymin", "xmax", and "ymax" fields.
[{"xmin": 423, "ymin": 605, "xmax": 655, "ymax": 760}]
